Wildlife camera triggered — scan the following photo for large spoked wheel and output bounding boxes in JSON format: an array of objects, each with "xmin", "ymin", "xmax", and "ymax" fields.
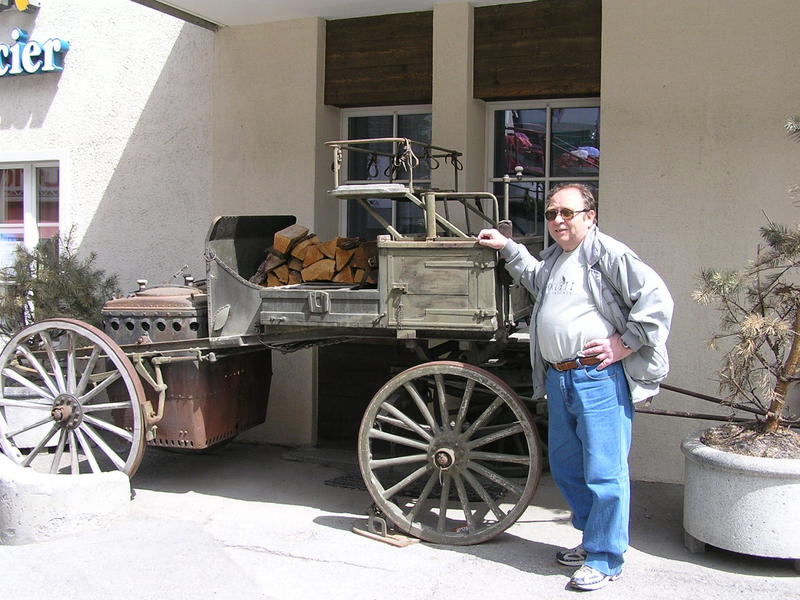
[
  {"xmin": 0, "ymin": 319, "xmax": 146, "ymax": 476},
  {"xmin": 358, "ymin": 360, "xmax": 542, "ymax": 545}
]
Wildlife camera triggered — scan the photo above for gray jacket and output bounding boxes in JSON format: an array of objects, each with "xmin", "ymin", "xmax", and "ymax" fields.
[{"xmin": 500, "ymin": 225, "xmax": 674, "ymax": 403}]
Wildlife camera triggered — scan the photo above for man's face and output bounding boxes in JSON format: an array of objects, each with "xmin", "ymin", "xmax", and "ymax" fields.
[{"xmin": 546, "ymin": 187, "xmax": 596, "ymax": 252}]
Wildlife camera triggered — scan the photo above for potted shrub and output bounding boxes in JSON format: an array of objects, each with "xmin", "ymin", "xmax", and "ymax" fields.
[{"xmin": 683, "ymin": 118, "xmax": 800, "ymax": 569}]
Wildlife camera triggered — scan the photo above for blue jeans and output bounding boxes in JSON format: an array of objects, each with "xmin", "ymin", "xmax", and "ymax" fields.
[{"xmin": 546, "ymin": 361, "xmax": 632, "ymax": 576}]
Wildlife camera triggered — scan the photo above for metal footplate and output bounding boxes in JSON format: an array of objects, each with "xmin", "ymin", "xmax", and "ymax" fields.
[{"xmin": 351, "ymin": 504, "xmax": 419, "ymax": 548}]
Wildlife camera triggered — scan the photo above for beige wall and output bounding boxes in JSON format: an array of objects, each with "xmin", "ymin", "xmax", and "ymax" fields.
[
  {"xmin": 601, "ymin": 0, "xmax": 800, "ymax": 482},
  {"xmin": 212, "ymin": 17, "xmax": 339, "ymax": 445},
  {"xmin": 0, "ymin": 0, "xmax": 214, "ymax": 289}
]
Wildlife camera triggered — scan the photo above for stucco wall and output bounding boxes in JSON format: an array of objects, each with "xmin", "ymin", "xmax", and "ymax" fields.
[
  {"xmin": 0, "ymin": 0, "xmax": 214, "ymax": 289},
  {"xmin": 601, "ymin": 0, "xmax": 800, "ymax": 482},
  {"xmin": 212, "ymin": 18, "xmax": 339, "ymax": 445}
]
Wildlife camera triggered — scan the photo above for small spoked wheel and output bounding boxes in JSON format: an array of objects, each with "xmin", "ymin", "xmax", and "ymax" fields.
[
  {"xmin": 0, "ymin": 319, "xmax": 146, "ymax": 476},
  {"xmin": 358, "ymin": 360, "xmax": 542, "ymax": 545}
]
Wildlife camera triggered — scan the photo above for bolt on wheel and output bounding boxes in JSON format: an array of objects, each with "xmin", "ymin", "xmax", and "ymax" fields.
[
  {"xmin": 358, "ymin": 360, "xmax": 542, "ymax": 545},
  {"xmin": 0, "ymin": 319, "xmax": 146, "ymax": 476}
]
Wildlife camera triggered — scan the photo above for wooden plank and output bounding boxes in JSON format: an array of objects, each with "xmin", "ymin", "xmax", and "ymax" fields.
[
  {"xmin": 291, "ymin": 235, "xmax": 320, "ymax": 260},
  {"xmin": 325, "ymin": 11, "xmax": 433, "ymax": 107},
  {"xmin": 273, "ymin": 224, "xmax": 310, "ymax": 255},
  {"xmin": 302, "ymin": 259, "xmax": 336, "ymax": 282},
  {"xmin": 474, "ymin": 0, "xmax": 601, "ymax": 101},
  {"xmin": 303, "ymin": 243, "xmax": 325, "ymax": 267},
  {"xmin": 335, "ymin": 246, "xmax": 356, "ymax": 271},
  {"xmin": 319, "ymin": 239, "xmax": 338, "ymax": 259}
]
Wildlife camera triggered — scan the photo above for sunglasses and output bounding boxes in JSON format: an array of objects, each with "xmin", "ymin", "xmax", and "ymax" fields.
[{"xmin": 544, "ymin": 208, "xmax": 590, "ymax": 221}]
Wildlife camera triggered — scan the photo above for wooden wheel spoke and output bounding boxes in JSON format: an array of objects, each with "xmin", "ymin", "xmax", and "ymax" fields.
[
  {"xmin": 83, "ymin": 414, "xmax": 133, "ymax": 442},
  {"xmin": 21, "ymin": 423, "xmax": 61, "ymax": 467},
  {"xmin": 406, "ymin": 471, "xmax": 439, "ymax": 523},
  {"xmin": 469, "ymin": 450, "xmax": 530, "ymax": 465},
  {"xmin": 368, "ymin": 427, "xmax": 429, "ymax": 451},
  {"xmin": 69, "ymin": 431, "xmax": 80, "ymax": 474},
  {"xmin": 434, "ymin": 374, "xmax": 449, "ymax": 431},
  {"xmin": 75, "ymin": 428, "xmax": 101, "ymax": 473},
  {"xmin": 4, "ymin": 362, "xmax": 56, "ymax": 400},
  {"xmin": 14, "ymin": 345, "xmax": 60, "ymax": 397},
  {"xmin": 66, "ymin": 332, "xmax": 77, "ymax": 393},
  {"xmin": 75, "ymin": 346, "xmax": 101, "ymax": 396},
  {"xmin": 369, "ymin": 453, "xmax": 428, "ymax": 469},
  {"xmin": 453, "ymin": 474, "xmax": 479, "ymax": 532},
  {"xmin": 462, "ymin": 468, "xmax": 506, "ymax": 521},
  {"xmin": 79, "ymin": 371, "xmax": 121, "ymax": 404},
  {"xmin": 466, "ymin": 423, "xmax": 525, "ymax": 450},
  {"xmin": 454, "ymin": 379, "xmax": 475, "ymax": 432},
  {"xmin": 82, "ymin": 401, "xmax": 132, "ymax": 413},
  {"xmin": 381, "ymin": 464, "xmax": 431, "ymax": 500},
  {"xmin": 437, "ymin": 474, "xmax": 451, "ymax": 533},
  {"xmin": 403, "ymin": 381, "xmax": 440, "ymax": 434},
  {"xmin": 51, "ymin": 428, "xmax": 68, "ymax": 474},
  {"xmin": 79, "ymin": 423, "xmax": 125, "ymax": 470},
  {"xmin": 0, "ymin": 396, "xmax": 53, "ymax": 409},
  {"xmin": 463, "ymin": 396, "xmax": 504, "ymax": 440},
  {"xmin": 379, "ymin": 403, "xmax": 433, "ymax": 442},
  {"xmin": 5, "ymin": 414, "xmax": 53, "ymax": 438},
  {"xmin": 40, "ymin": 331, "xmax": 67, "ymax": 393},
  {"xmin": 467, "ymin": 460, "xmax": 524, "ymax": 497}
]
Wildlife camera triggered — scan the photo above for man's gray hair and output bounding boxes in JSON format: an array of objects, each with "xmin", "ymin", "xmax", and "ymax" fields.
[{"xmin": 546, "ymin": 183, "xmax": 597, "ymax": 212}]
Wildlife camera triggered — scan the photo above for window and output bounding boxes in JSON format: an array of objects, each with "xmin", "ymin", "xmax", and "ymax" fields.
[
  {"xmin": 340, "ymin": 107, "xmax": 432, "ymax": 240},
  {"xmin": 0, "ymin": 162, "xmax": 60, "ymax": 266},
  {"xmin": 487, "ymin": 99, "xmax": 600, "ymax": 241}
]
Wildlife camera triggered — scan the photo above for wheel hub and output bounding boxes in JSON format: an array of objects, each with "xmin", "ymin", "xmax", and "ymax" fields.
[
  {"xmin": 433, "ymin": 447, "xmax": 456, "ymax": 470},
  {"xmin": 51, "ymin": 394, "xmax": 83, "ymax": 429}
]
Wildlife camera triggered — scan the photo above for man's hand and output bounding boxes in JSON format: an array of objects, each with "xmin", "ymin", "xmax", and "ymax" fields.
[
  {"xmin": 477, "ymin": 228, "xmax": 508, "ymax": 250},
  {"xmin": 583, "ymin": 334, "xmax": 634, "ymax": 370}
]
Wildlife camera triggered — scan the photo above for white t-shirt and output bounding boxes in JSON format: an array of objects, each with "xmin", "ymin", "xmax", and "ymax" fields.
[{"xmin": 536, "ymin": 245, "xmax": 616, "ymax": 363}]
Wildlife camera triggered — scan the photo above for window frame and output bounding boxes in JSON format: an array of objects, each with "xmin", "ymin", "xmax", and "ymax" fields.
[
  {"xmin": 485, "ymin": 97, "xmax": 600, "ymax": 245},
  {"xmin": 0, "ymin": 150, "xmax": 67, "ymax": 268},
  {"xmin": 338, "ymin": 105, "xmax": 432, "ymax": 237}
]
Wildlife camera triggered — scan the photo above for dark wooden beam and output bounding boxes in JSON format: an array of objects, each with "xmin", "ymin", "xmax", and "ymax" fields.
[
  {"xmin": 474, "ymin": 0, "xmax": 601, "ymax": 101},
  {"xmin": 325, "ymin": 12, "xmax": 433, "ymax": 108}
]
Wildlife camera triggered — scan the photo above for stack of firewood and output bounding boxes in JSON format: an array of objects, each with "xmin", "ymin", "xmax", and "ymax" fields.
[{"xmin": 249, "ymin": 224, "xmax": 378, "ymax": 287}]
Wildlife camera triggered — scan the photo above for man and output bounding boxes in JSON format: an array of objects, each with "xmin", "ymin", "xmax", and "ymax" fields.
[{"xmin": 477, "ymin": 183, "xmax": 673, "ymax": 591}]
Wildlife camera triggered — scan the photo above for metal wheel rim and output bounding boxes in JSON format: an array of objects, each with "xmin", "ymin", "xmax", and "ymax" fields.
[
  {"xmin": 358, "ymin": 360, "xmax": 542, "ymax": 545},
  {"xmin": 0, "ymin": 318, "xmax": 146, "ymax": 476}
]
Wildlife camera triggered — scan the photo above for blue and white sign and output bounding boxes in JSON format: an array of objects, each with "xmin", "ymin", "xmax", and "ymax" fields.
[{"xmin": 0, "ymin": 28, "xmax": 69, "ymax": 77}]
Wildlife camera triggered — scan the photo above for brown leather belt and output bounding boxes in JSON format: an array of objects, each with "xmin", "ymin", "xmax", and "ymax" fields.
[{"xmin": 552, "ymin": 356, "xmax": 603, "ymax": 371}]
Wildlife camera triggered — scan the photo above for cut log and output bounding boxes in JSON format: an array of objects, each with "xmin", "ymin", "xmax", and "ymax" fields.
[
  {"xmin": 319, "ymin": 239, "xmax": 338, "ymax": 259},
  {"xmin": 273, "ymin": 224, "xmax": 310, "ymax": 256},
  {"xmin": 303, "ymin": 243, "xmax": 325, "ymax": 267},
  {"xmin": 249, "ymin": 253, "xmax": 286, "ymax": 285},
  {"xmin": 288, "ymin": 270, "xmax": 302, "ymax": 285},
  {"xmin": 266, "ymin": 272, "xmax": 282, "ymax": 287},
  {"xmin": 337, "ymin": 237, "xmax": 360, "ymax": 250},
  {"xmin": 301, "ymin": 258, "xmax": 336, "ymax": 282},
  {"xmin": 291, "ymin": 235, "xmax": 320, "ymax": 260},
  {"xmin": 351, "ymin": 241, "xmax": 377, "ymax": 269},
  {"xmin": 353, "ymin": 268, "xmax": 365, "ymax": 283},
  {"xmin": 287, "ymin": 257, "xmax": 303, "ymax": 272},
  {"xmin": 273, "ymin": 264, "xmax": 289, "ymax": 284},
  {"xmin": 335, "ymin": 247, "xmax": 355, "ymax": 271},
  {"xmin": 332, "ymin": 268, "xmax": 354, "ymax": 284}
]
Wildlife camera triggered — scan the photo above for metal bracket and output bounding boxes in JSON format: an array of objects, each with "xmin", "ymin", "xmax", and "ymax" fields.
[{"xmin": 308, "ymin": 290, "xmax": 330, "ymax": 314}]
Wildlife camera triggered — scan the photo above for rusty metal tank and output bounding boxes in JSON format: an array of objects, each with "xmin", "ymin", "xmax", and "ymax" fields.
[{"xmin": 102, "ymin": 278, "xmax": 271, "ymax": 450}]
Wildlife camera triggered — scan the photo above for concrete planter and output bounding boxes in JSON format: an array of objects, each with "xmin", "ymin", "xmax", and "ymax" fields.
[{"xmin": 681, "ymin": 430, "xmax": 800, "ymax": 567}]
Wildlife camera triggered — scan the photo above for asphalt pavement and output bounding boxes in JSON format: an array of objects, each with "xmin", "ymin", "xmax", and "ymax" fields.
[{"xmin": 2, "ymin": 442, "xmax": 798, "ymax": 600}]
